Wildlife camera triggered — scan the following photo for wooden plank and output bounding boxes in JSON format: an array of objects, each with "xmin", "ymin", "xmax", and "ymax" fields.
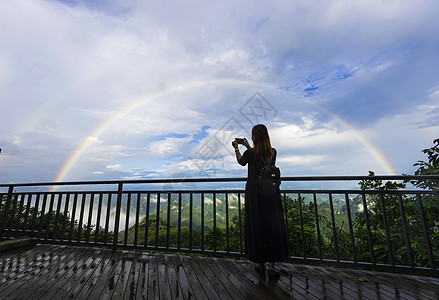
[
  {"xmin": 38, "ymin": 246, "xmax": 97, "ymax": 300},
  {"xmin": 86, "ymin": 251, "xmax": 125, "ymax": 300},
  {"xmin": 203, "ymin": 256, "xmax": 245, "ymax": 300},
  {"xmin": 0, "ymin": 246, "xmax": 48, "ymax": 287},
  {"xmin": 41, "ymin": 248, "xmax": 103, "ymax": 299},
  {"xmin": 12, "ymin": 246, "xmax": 79, "ymax": 300},
  {"xmin": 60, "ymin": 248, "xmax": 110, "ymax": 299},
  {"xmin": 110, "ymin": 251, "xmax": 134, "ymax": 299},
  {"xmin": 193, "ymin": 256, "xmax": 235, "ymax": 299},
  {"xmin": 235, "ymin": 260, "xmax": 297, "ymax": 300},
  {"xmin": 174, "ymin": 254, "xmax": 208, "ymax": 299},
  {"xmin": 122, "ymin": 251, "xmax": 142, "ymax": 300},
  {"xmin": 0, "ymin": 245, "xmax": 72, "ymax": 298},
  {"xmin": 213, "ymin": 258, "xmax": 271, "ymax": 300},
  {"xmin": 135, "ymin": 253, "xmax": 150, "ymax": 300},
  {"xmin": 97, "ymin": 250, "xmax": 127, "ymax": 300},
  {"xmin": 2, "ymin": 244, "xmax": 439, "ymax": 300},
  {"xmin": 296, "ymin": 265, "xmax": 359, "ymax": 300},
  {"xmin": 147, "ymin": 253, "xmax": 160, "ymax": 300},
  {"xmin": 156, "ymin": 253, "xmax": 173, "ymax": 300},
  {"xmin": 275, "ymin": 263, "xmax": 329, "ymax": 300},
  {"xmin": 163, "ymin": 254, "xmax": 185, "ymax": 300},
  {"xmin": 171, "ymin": 253, "xmax": 196, "ymax": 300},
  {"xmin": 285, "ymin": 264, "xmax": 379, "ymax": 300},
  {"xmin": 185, "ymin": 255, "xmax": 220, "ymax": 298},
  {"xmin": 70, "ymin": 249, "xmax": 114, "ymax": 300},
  {"xmin": 296, "ymin": 264, "xmax": 362, "ymax": 300},
  {"xmin": 0, "ymin": 244, "xmax": 57, "ymax": 279},
  {"xmin": 194, "ymin": 256, "xmax": 237, "ymax": 300},
  {"xmin": 223, "ymin": 258, "xmax": 300, "ymax": 300}
]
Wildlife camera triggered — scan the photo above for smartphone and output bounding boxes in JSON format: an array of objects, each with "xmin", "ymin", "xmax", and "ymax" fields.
[{"xmin": 235, "ymin": 138, "xmax": 245, "ymax": 144}]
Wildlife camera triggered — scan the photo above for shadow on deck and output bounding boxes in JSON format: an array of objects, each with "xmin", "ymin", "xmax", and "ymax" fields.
[{"xmin": 1, "ymin": 244, "xmax": 438, "ymax": 300}]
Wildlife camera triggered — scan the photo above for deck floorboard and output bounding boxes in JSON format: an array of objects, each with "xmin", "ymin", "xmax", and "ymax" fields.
[{"xmin": 0, "ymin": 244, "xmax": 438, "ymax": 300}]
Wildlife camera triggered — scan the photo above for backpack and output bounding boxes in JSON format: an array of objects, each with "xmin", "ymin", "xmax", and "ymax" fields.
[{"xmin": 258, "ymin": 163, "xmax": 281, "ymax": 197}]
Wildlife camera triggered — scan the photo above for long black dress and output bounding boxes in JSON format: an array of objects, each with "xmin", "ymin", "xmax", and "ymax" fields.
[{"xmin": 239, "ymin": 148, "xmax": 289, "ymax": 263}]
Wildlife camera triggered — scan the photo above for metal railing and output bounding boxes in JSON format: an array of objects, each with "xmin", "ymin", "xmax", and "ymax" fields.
[{"xmin": 1, "ymin": 176, "xmax": 438, "ymax": 276}]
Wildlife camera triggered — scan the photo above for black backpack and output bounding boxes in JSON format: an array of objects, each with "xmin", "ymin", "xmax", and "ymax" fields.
[{"xmin": 258, "ymin": 163, "xmax": 281, "ymax": 197}]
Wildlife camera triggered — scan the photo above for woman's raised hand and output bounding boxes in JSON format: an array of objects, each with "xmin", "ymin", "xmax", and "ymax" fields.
[{"xmin": 243, "ymin": 138, "xmax": 251, "ymax": 149}]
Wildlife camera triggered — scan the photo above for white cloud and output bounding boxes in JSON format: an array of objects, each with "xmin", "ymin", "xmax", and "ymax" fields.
[
  {"xmin": 147, "ymin": 137, "xmax": 192, "ymax": 158},
  {"xmin": 106, "ymin": 164, "xmax": 121, "ymax": 170},
  {"xmin": 277, "ymin": 155, "xmax": 328, "ymax": 167},
  {"xmin": 1, "ymin": 0, "xmax": 439, "ymax": 183}
]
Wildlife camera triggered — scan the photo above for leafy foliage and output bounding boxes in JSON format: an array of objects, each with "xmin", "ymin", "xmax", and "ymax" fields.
[
  {"xmin": 409, "ymin": 138, "xmax": 439, "ymax": 190},
  {"xmin": 0, "ymin": 194, "xmax": 113, "ymax": 243}
]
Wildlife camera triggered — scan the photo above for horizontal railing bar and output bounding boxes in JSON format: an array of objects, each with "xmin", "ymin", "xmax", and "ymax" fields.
[
  {"xmin": 1, "ymin": 175, "xmax": 438, "ymax": 188},
  {"xmin": 2, "ymin": 189, "xmax": 438, "ymax": 196},
  {"xmin": 280, "ymin": 189, "xmax": 439, "ymax": 195}
]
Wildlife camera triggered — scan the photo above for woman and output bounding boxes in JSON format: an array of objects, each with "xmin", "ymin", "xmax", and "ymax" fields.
[{"xmin": 232, "ymin": 124, "xmax": 288, "ymax": 280}]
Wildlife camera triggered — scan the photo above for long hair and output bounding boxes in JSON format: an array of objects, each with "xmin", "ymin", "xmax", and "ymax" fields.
[{"xmin": 252, "ymin": 124, "xmax": 274, "ymax": 164}]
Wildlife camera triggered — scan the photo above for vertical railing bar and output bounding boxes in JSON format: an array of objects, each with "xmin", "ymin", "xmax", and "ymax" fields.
[
  {"xmin": 15, "ymin": 194, "xmax": 25, "ymax": 237},
  {"xmin": 37, "ymin": 193, "xmax": 48, "ymax": 241},
  {"xmin": 379, "ymin": 193, "xmax": 394, "ymax": 266},
  {"xmin": 313, "ymin": 193, "xmax": 323, "ymax": 260},
  {"xmin": 134, "ymin": 192, "xmax": 140, "ymax": 248},
  {"xmin": 225, "ymin": 193, "xmax": 230, "ymax": 253},
  {"xmin": 345, "ymin": 193, "xmax": 357, "ymax": 263},
  {"xmin": 213, "ymin": 192, "xmax": 217, "ymax": 253},
  {"xmin": 398, "ymin": 193, "xmax": 414, "ymax": 268},
  {"xmin": 113, "ymin": 183, "xmax": 123, "ymax": 252},
  {"xmin": 60, "ymin": 193, "xmax": 70, "ymax": 243},
  {"xmin": 30, "ymin": 193, "xmax": 41, "ymax": 235},
  {"xmin": 201, "ymin": 192, "xmax": 205, "ymax": 252},
  {"xmin": 0, "ymin": 186, "xmax": 14, "ymax": 239},
  {"xmin": 166, "ymin": 193, "xmax": 171, "ymax": 250},
  {"xmin": 44, "ymin": 194, "xmax": 55, "ymax": 241},
  {"xmin": 328, "ymin": 193, "xmax": 340, "ymax": 262},
  {"xmin": 362, "ymin": 193, "xmax": 375, "ymax": 265},
  {"xmin": 68, "ymin": 194, "xmax": 78, "ymax": 244},
  {"xmin": 7, "ymin": 194, "xmax": 19, "ymax": 239},
  {"xmin": 283, "ymin": 192, "xmax": 290, "ymax": 257},
  {"xmin": 155, "ymin": 192, "xmax": 161, "ymax": 249},
  {"xmin": 416, "ymin": 193, "xmax": 435, "ymax": 270},
  {"xmin": 298, "ymin": 193, "xmax": 306, "ymax": 258},
  {"xmin": 238, "ymin": 193, "xmax": 243, "ymax": 254},
  {"xmin": 86, "ymin": 193, "xmax": 95, "ymax": 244},
  {"xmin": 177, "ymin": 193, "xmax": 182, "ymax": 250},
  {"xmin": 94, "ymin": 193, "xmax": 103, "ymax": 245},
  {"xmin": 77, "ymin": 194, "xmax": 86, "ymax": 244},
  {"xmin": 104, "ymin": 193, "xmax": 112, "ymax": 246},
  {"xmin": 144, "ymin": 193, "xmax": 150, "ymax": 248},
  {"xmin": 124, "ymin": 193, "xmax": 131, "ymax": 246},
  {"xmin": 14, "ymin": 194, "xmax": 25, "ymax": 238},
  {"xmin": 52, "ymin": 193, "xmax": 63, "ymax": 241},
  {"xmin": 189, "ymin": 193, "xmax": 193, "ymax": 250},
  {"xmin": 22, "ymin": 193, "xmax": 32, "ymax": 234}
]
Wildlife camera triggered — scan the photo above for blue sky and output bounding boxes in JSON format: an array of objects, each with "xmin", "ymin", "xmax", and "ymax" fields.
[{"xmin": 0, "ymin": 0, "xmax": 438, "ymax": 185}]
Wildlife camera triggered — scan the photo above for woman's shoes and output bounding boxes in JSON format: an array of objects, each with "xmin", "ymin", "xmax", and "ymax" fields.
[
  {"xmin": 267, "ymin": 269, "xmax": 280, "ymax": 280},
  {"xmin": 254, "ymin": 264, "xmax": 266, "ymax": 275},
  {"xmin": 255, "ymin": 264, "xmax": 280, "ymax": 280}
]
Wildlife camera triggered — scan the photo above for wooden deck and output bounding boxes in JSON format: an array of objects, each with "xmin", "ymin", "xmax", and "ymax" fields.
[{"xmin": 0, "ymin": 244, "xmax": 438, "ymax": 299}]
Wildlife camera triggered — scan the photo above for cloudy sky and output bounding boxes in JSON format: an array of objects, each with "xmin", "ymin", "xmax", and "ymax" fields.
[{"xmin": 1, "ymin": 0, "xmax": 438, "ymax": 186}]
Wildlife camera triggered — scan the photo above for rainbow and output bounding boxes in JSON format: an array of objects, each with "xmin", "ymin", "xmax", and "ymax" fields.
[
  {"xmin": 315, "ymin": 104, "xmax": 396, "ymax": 175},
  {"xmin": 53, "ymin": 79, "xmax": 396, "ymax": 187},
  {"xmin": 53, "ymin": 79, "xmax": 275, "ymax": 184}
]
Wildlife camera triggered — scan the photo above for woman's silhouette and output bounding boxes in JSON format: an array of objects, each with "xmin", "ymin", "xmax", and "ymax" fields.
[{"xmin": 232, "ymin": 124, "xmax": 288, "ymax": 280}]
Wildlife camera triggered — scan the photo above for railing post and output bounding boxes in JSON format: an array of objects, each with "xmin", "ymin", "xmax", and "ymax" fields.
[
  {"xmin": 379, "ymin": 194, "xmax": 394, "ymax": 267},
  {"xmin": 0, "ymin": 185, "xmax": 14, "ymax": 239},
  {"xmin": 113, "ymin": 182, "xmax": 123, "ymax": 252},
  {"xmin": 417, "ymin": 193, "xmax": 435, "ymax": 270}
]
